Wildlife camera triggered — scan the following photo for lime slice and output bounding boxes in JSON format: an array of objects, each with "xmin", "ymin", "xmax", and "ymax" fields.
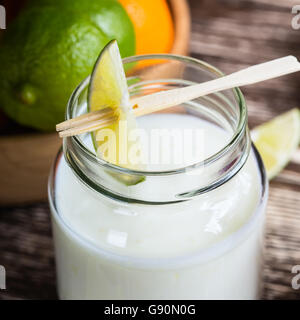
[
  {"xmin": 88, "ymin": 40, "xmax": 145, "ymax": 185},
  {"xmin": 251, "ymin": 108, "xmax": 300, "ymax": 180}
]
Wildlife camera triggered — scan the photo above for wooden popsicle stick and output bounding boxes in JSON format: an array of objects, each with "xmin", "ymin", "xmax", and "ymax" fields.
[
  {"xmin": 56, "ymin": 107, "xmax": 113, "ymax": 131},
  {"xmin": 57, "ymin": 56, "xmax": 300, "ymax": 137},
  {"xmin": 131, "ymin": 56, "xmax": 300, "ymax": 116},
  {"xmin": 58, "ymin": 115, "xmax": 117, "ymax": 138}
]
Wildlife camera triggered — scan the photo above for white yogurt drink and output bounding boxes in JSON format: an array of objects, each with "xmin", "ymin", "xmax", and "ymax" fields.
[{"xmin": 48, "ymin": 55, "xmax": 268, "ymax": 300}]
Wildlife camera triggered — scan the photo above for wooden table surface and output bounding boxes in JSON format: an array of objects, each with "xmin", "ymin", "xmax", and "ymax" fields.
[{"xmin": 1, "ymin": 0, "xmax": 300, "ymax": 300}]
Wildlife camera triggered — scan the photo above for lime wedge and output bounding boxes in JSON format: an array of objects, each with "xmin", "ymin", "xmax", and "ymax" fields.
[
  {"xmin": 88, "ymin": 40, "xmax": 145, "ymax": 185},
  {"xmin": 251, "ymin": 108, "xmax": 300, "ymax": 180}
]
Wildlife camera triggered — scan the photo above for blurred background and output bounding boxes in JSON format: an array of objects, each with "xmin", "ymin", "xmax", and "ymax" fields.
[{"xmin": 0, "ymin": 0, "xmax": 299, "ymax": 299}]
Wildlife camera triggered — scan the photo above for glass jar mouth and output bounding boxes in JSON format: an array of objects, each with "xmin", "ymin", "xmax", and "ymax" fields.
[{"xmin": 66, "ymin": 53, "xmax": 247, "ymax": 177}]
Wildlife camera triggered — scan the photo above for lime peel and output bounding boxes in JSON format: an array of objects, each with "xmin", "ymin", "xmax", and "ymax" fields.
[
  {"xmin": 88, "ymin": 40, "xmax": 145, "ymax": 186},
  {"xmin": 251, "ymin": 108, "xmax": 300, "ymax": 180}
]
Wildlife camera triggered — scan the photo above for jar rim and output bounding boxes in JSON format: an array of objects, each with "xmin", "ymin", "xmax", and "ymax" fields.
[{"xmin": 66, "ymin": 53, "xmax": 247, "ymax": 177}]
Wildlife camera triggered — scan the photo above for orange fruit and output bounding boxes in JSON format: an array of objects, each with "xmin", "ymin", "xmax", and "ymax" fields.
[{"xmin": 119, "ymin": 0, "xmax": 174, "ymax": 55}]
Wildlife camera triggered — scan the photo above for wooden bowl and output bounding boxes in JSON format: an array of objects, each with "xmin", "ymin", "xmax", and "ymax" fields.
[{"xmin": 0, "ymin": 0, "xmax": 191, "ymax": 205}]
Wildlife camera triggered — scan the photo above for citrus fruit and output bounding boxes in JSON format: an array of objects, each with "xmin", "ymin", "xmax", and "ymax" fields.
[
  {"xmin": 88, "ymin": 40, "xmax": 144, "ymax": 185},
  {"xmin": 0, "ymin": 0, "xmax": 135, "ymax": 131},
  {"xmin": 251, "ymin": 108, "xmax": 300, "ymax": 180},
  {"xmin": 28, "ymin": 0, "xmax": 135, "ymax": 59},
  {"xmin": 119, "ymin": 0, "xmax": 174, "ymax": 55}
]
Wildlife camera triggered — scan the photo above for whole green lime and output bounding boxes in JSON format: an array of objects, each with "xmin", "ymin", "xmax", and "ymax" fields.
[{"xmin": 0, "ymin": 0, "xmax": 135, "ymax": 131}]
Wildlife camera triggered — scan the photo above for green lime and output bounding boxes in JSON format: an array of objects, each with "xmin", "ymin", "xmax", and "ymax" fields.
[
  {"xmin": 0, "ymin": 0, "xmax": 135, "ymax": 131},
  {"xmin": 252, "ymin": 108, "xmax": 300, "ymax": 180},
  {"xmin": 88, "ymin": 40, "xmax": 145, "ymax": 185}
]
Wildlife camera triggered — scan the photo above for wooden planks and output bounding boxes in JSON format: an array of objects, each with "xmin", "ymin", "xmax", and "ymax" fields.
[
  {"xmin": 0, "ymin": 203, "xmax": 56, "ymax": 299},
  {"xmin": 189, "ymin": 0, "xmax": 300, "ymax": 128}
]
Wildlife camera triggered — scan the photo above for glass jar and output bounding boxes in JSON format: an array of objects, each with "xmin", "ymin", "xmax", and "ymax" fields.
[{"xmin": 48, "ymin": 54, "xmax": 268, "ymax": 300}]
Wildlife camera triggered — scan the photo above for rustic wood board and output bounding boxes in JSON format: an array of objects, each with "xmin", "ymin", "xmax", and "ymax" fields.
[{"xmin": 0, "ymin": 0, "xmax": 300, "ymax": 299}]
